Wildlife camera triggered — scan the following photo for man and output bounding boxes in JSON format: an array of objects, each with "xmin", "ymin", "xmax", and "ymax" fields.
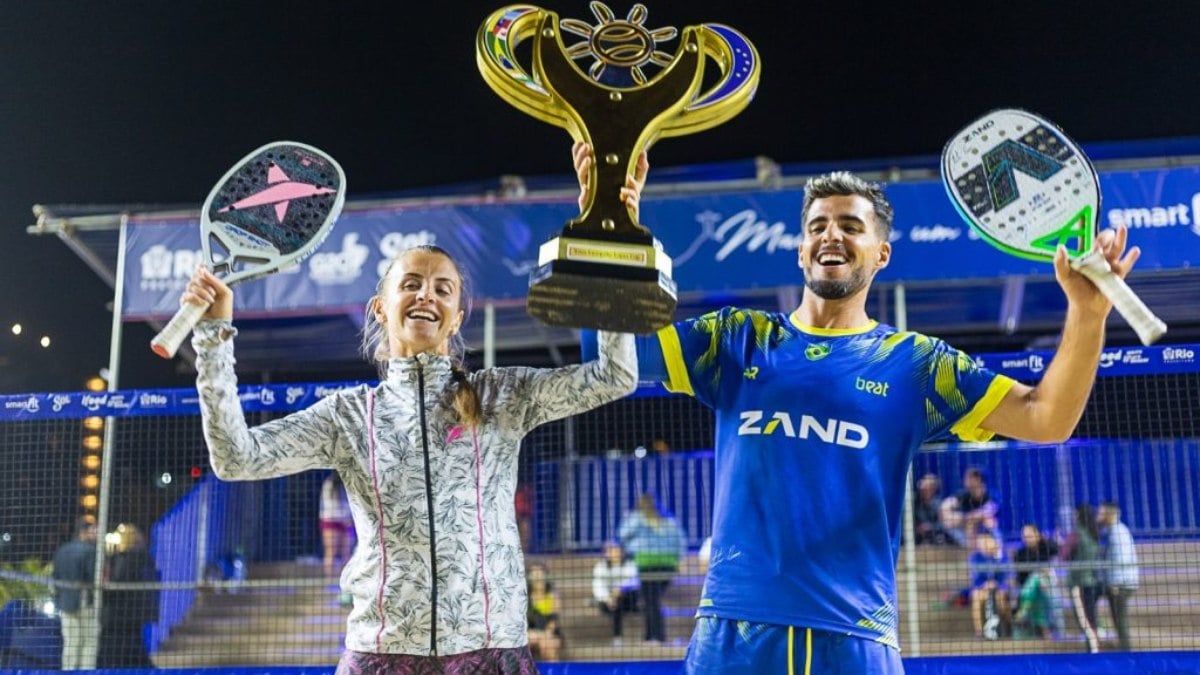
[
  {"xmin": 577, "ymin": 145, "xmax": 1140, "ymax": 673},
  {"xmin": 1099, "ymin": 501, "xmax": 1139, "ymax": 650},
  {"xmin": 940, "ymin": 467, "xmax": 1000, "ymax": 547},
  {"xmin": 51, "ymin": 518, "xmax": 98, "ymax": 670}
]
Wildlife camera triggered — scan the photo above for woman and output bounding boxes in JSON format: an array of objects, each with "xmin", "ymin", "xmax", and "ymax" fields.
[
  {"xmin": 591, "ymin": 540, "xmax": 639, "ymax": 644},
  {"xmin": 1062, "ymin": 504, "xmax": 1103, "ymax": 653},
  {"xmin": 617, "ymin": 493, "xmax": 685, "ymax": 644},
  {"xmin": 525, "ymin": 563, "xmax": 563, "ymax": 661},
  {"xmin": 184, "ymin": 244, "xmax": 637, "ymax": 674}
]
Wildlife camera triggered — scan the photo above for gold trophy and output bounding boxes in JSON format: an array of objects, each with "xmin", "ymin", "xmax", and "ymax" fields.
[{"xmin": 477, "ymin": 3, "xmax": 760, "ymax": 333}]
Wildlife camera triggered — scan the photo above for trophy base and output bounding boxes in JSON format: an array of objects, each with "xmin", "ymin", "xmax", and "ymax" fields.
[{"xmin": 528, "ymin": 260, "xmax": 678, "ymax": 334}]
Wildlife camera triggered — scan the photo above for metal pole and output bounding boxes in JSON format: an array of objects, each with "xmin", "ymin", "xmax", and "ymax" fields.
[
  {"xmin": 483, "ymin": 303, "xmax": 496, "ymax": 369},
  {"xmin": 894, "ymin": 283, "xmax": 922, "ymax": 656},
  {"xmin": 91, "ymin": 214, "xmax": 129, "ymax": 662}
]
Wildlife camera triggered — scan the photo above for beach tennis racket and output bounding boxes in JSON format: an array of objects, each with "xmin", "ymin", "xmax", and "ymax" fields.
[
  {"xmin": 941, "ymin": 108, "xmax": 1166, "ymax": 346},
  {"xmin": 150, "ymin": 141, "xmax": 346, "ymax": 358}
]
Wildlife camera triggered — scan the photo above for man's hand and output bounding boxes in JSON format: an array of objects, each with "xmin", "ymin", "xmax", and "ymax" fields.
[
  {"xmin": 573, "ymin": 142, "xmax": 649, "ymax": 220},
  {"xmin": 1054, "ymin": 224, "xmax": 1141, "ymax": 318}
]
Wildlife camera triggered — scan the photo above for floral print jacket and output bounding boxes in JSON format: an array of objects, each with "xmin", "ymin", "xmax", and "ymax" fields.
[{"xmin": 194, "ymin": 321, "xmax": 637, "ymax": 655}]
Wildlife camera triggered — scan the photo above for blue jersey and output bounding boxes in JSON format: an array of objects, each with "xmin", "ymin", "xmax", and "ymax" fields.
[{"xmin": 650, "ymin": 307, "xmax": 1014, "ymax": 649}]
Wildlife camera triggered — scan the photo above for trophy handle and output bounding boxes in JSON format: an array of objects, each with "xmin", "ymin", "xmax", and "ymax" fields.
[
  {"xmin": 476, "ymin": 6, "xmax": 576, "ymax": 130},
  {"xmin": 656, "ymin": 24, "xmax": 761, "ymax": 139}
]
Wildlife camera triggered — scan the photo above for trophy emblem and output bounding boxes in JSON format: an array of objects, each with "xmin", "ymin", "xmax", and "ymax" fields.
[{"xmin": 477, "ymin": 3, "xmax": 760, "ymax": 333}]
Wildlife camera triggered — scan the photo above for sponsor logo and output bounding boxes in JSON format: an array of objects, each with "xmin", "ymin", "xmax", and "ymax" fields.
[
  {"xmin": 856, "ymin": 376, "xmax": 890, "ymax": 397},
  {"xmin": 286, "ymin": 387, "xmax": 306, "ymax": 405},
  {"xmin": 909, "ymin": 225, "xmax": 962, "ymax": 243},
  {"xmin": 4, "ymin": 396, "xmax": 40, "ymax": 413},
  {"xmin": 805, "ymin": 342, "xmax": 832, "ymax": 361},
  {"xmin": 1000, "ymin": 354, "xmax": 1045, "ymax": 373},
  {"xmin": 52, "ymin": 395, "xmax": 72, "ymax": 412},
  {"xmin": 1122, "ymin": 349, "xmax": 1149, "ymax": 365},
  {"xmin": 139, "ymin": 245, "xmax": 205, "ymax": 292},
  {"xmin": 973, "ymin": 356, "xmax": 987, "ymax": 369},
  {"xmin": 377, "ymin": 230, "xmax": 438, "ymax": 277},
  {"xmin": 315, "ymin": 385, "xmax": 350, "ymax": 398},
  {"xmin": 242, "ymin": 389, "xmax": 277, "ymax": 405},
  {"xmin": 710, "ymin": 210, "xmax": 802, "ymax": 261},
  {"xmin": 1107, "ymin": 202, "xmax": 1191, "ymax": 230},
  {"xmin": 81, "ymin": 394, "xmax": 130, "ymax": 412},
  {"xmin": 1163, "ymin": 347, "xmax": 1196, "ymax": 363},
  {"xmin": 738, "ymin": 410, "xmax": 869, "ymax": 449},
  {"xmin": 138, "ymin": 393, "xmax": 169, "ymax": 408},
  {"xmin": 309, "ymin": 233, "xmax": 369, "ymax": 285},
  {"xmin": 1099, "ymin": 349, "xmax": 1123, "ymax": 368},
  {"xmin": 743, "ymin": 367, "xmax": 759, "ymax": 380},
  {"xmin": 82, "ymin": 394, "xmax": 108, "ymax": 411}
]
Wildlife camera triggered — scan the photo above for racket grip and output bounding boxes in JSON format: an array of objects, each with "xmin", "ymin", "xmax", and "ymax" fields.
[
  {"xmin": 1072, "ymin": 252, "xmax": 1168, "ymax": 346},
  {"xmin": 150, "ymin": 302, "xmax": 211, "ymax": 359}
]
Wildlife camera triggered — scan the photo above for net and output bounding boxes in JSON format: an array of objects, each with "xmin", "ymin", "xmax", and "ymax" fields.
[{"xmin": 0, "ymin": 344, "xmax": 1197, "ymax": 667}]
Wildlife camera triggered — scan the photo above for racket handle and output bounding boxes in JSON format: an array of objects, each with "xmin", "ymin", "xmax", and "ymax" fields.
[
  {"xmin": 1072, "ymin": 251, "xmax": 1168, "ymax": 346},
  {"xmin": 150, "ymin": 302, "xmax": 210, "ymax": 359}
]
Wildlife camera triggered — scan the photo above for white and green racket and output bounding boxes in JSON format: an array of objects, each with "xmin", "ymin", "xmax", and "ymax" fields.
[{"xmin": 941, "ymin": 108, "xmax": 1166, "ymax": 346}]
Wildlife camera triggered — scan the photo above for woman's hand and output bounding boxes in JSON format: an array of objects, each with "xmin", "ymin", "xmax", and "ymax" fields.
[{"xmin": 182, "ymin": 265, "xmax": 234, "ymax": 321}]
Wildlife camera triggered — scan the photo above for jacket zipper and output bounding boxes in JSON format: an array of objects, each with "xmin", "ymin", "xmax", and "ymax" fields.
[{"xmin": 416, "ymin": 359, "xmax": 439, "ymax": 656}]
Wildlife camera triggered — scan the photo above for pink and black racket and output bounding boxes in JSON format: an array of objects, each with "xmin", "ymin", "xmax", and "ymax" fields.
[
  {"xmin": 150, "ymin": 141, "xmax": 346, "ymax": 358},
  {"xmin": 942, "ymin": 109, "xmax": 1166, "ymax": 346}
]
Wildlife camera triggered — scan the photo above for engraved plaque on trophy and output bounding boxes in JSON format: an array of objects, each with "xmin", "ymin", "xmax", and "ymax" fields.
[{"xmin": 477, "ymin": 3, "xmax": 759, "ymax": 332}]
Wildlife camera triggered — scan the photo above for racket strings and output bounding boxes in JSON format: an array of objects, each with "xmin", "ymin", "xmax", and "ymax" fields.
[{"xmin": 209, "ymin": 146, "xmax": 342, "ymax": 255}]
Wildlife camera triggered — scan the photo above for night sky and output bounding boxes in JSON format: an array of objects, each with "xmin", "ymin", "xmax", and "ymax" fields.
[{"xmin": 1, "ymin": 0, "xmax": 1198, "ymax": 393}]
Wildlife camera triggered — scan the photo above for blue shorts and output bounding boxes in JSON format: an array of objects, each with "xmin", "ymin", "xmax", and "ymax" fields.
[{"xmin": 684, "ymin": 616, "xmax": 904, "ymax": 675}]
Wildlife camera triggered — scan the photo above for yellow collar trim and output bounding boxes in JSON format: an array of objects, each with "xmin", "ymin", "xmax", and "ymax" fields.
[{"xmin": 789, "ymin": 312, "xmax": 878, "ymax": 336}]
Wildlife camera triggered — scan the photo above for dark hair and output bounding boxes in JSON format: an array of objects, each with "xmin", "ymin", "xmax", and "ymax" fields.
[
  {"xmin": 1074, "ymin": 503, "xmax": 1100, "ymax": 540},
  {"xmin": 800, "ymin": 171, "xmax": 894, "ymax": 240},
  {"xmin": 361, "ymin": 245, "xmax": 482, "ymax": 427}
]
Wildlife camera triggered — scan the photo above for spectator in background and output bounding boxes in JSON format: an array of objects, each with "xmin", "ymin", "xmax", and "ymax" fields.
[
  {"xmin": 1012, "ymin": 524, "xmax": 1062, "ymax": 639},
  {"xmin": 940, "ymin": 467, "xmax": 1000, "ymax": 548},
  {"xmin": 1062, "ymin": 504, "xmax": 1103, "ymax": 653},
  {"xmin": 515, "ymin": 482, "xmax": 535, "ymax": 552},
  {"xmin": 618, "ymin": 494, "xmax": 686, "ymax": 644},
  {"xmin": 651, "ymin": 437, "xmax": 671, "ymax": 456},
  {"xmin": 52, "ymin": 518, "xmax": 98, "ymax": 670},
  {"xmin": 914, "ymin": 474, "xmax": 949, "ymax": 545},
  {"xmin": 968, "ymin": 530, "xmax": 1011, "ymax": 640},
  {"xmin": 98, "ymin": 523, "xmax": 158, "ymax": 668},
  {"xmin": 526, "ymin": 563, "xmax": 563, "ymax": 661},
  {"xmin": 1013, "ymin": 523, "xmax": 1059, "ymax": 589},
  {"xmin": 1098, "ymin": 501, "xmax": 1139, "ymax": 651},
  {"xmin": 1014, "ymin": 567, "xmax": 1059, "ymax": 640},
  {"xmin": 319, "ymin": 472, "xmax": 355, "ymax": 579},
  {"xmin": 592, "ymin": 541, "xmax": 640, "ymax": 646}
]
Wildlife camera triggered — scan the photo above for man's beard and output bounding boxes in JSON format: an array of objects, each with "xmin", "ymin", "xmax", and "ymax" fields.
[{"xmin": 805, "ymin": 269, "xmax": 869, "ymax": 300}]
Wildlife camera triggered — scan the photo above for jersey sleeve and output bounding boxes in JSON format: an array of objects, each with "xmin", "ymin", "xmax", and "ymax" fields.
[
  {"xmin": 923, "ymin": 337, "xmax": 1016, "ymax": 442},
  {"xmin": 654, "ymin": 308, "xmax": 736, "ymax": 407}
]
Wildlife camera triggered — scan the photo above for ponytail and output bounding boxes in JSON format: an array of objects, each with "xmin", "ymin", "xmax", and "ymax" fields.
[{"xmin": 451, "ymin": 364, "xmax": 483, "ymax": 428}]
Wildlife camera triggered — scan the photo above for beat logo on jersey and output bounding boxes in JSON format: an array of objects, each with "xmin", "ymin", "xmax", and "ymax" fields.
[{"xmin": 737, "ymin": 410, "xmax": 869, "ymax": 449}]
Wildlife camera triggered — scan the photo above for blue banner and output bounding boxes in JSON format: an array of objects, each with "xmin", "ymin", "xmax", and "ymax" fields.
[
  {"xmin": 121, "ymin": 167, "xmax": 1200, "ymax": 319},
  {"xmin": 2, "ymin": 344, "xmax": 1198, "ymax": 421}
]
